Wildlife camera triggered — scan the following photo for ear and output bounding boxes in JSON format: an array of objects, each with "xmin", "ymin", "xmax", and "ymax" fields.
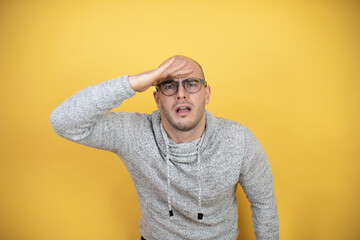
[
  {"xmin": 153, "ymin": 90, "xmax": 161, "ymax": 109},
  {"xmin": 204, "ymin": 85, "xmax": 211, "ymax": 105}
]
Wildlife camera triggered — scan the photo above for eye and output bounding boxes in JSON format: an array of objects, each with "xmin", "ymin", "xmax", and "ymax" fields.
[
  {"xmin": 164, "ymin": 84, "xmax": 175, "ymax": 90},
  {"xmin": 185, "ymin": 79, "xmax": 200, "ymax": 88},
  {"xmin": 161, "ymin": 80, "xmax": 176, "ymax": 91}
]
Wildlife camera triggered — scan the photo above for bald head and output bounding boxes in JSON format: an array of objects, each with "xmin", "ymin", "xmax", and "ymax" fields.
[{"xmin": 160, "ymin": 55, "xmax": 205, "ymax": 80}]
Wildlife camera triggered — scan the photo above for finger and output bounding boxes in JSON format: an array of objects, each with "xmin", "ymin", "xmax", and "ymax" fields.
[
  {"xmin": 156, "ymin": 57, "xmax": 177, "ymax": 76},
  {"xmin": 171, "ymin": 67, "xmax": 194, "ymax": 77},
  {"xmin": 164, "ymin": 61, "xmax": 189, "ymax": 77}
]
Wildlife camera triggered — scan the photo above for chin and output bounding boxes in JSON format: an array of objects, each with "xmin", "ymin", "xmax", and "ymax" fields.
[{"xmin": 170, "ymin": 118, "xmax": 199, "ymax": 132}]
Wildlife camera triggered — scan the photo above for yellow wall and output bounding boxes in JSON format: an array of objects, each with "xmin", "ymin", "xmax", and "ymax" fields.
[{"xmin": 1, "ymin": 0, "xmax": 359, "ymax": 239}]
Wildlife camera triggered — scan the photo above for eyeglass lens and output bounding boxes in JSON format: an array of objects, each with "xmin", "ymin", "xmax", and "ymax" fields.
[{"xmin": 159, "ymin": 79, "xmax": 203, "ymax": 96}]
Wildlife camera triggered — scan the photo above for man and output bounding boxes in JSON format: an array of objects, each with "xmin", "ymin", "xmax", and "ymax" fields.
[{"xmin": 50, "ymin": 56, "xmax": 279, "ymax": 239}]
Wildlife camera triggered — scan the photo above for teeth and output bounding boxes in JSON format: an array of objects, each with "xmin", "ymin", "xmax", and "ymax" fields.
[{"xmin": 177, "ymin": 106, "xmax": 190, "ymax": 112}]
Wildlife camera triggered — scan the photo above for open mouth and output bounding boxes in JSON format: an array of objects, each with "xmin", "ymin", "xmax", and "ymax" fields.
[{"xmin": 176, "ymin": 105, "xmax": 191, "ymax": 115}]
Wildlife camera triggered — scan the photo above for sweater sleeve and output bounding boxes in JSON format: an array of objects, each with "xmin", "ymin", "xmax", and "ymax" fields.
[
  {"xmin": 50, "ymin": 75, "xmax": 137, "ymax": 152},
  {"xmin": 238, "ymin": 128, "xmax": 279, "ymax": 240}
]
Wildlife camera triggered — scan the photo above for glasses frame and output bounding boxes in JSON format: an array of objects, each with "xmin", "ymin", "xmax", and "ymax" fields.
[{"xmin": 156, "ymin": 78, "xmax": 207, "ymax": 96}]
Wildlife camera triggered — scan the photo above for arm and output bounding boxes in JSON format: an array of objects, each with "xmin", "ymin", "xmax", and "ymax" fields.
[
  {"xmin": 50, "ymin": 75, "xmax": 136, "ymax": 150},
  {"xmin": 239, "ymin": 128, "xmax": 279, "ymax": 240},
  {"xmin": 50, "ymin": 57, "xmax": 193, "ymax": 150}
]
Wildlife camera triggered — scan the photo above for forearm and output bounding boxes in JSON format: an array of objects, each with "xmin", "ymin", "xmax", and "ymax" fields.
[
  {"xmin": 50, "ymin": 75, "xmax": 135, "ymax": 142},
  {"xmin": 248, "ymin": 177, "xmax": 279, "ymax": 240}
]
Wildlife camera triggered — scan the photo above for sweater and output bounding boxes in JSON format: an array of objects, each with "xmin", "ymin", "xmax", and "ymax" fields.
[{"xmin": 50, "ymin": 75, "xmax": 279, "ymax": 240}]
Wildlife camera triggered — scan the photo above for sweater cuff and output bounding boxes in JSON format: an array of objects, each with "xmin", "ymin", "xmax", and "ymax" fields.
[
  {"xmin": 121, "ymin": 75, "xmax": 136, "ymax": 97},
  {"xmin": 107, "ymin": 75, "xmax": 136, "ymax": 99}
]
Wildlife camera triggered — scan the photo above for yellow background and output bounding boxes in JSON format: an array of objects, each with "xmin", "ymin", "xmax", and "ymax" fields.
[{"xmin": 1, "ymin": 0, "xmax": 359, "ymax": 239}]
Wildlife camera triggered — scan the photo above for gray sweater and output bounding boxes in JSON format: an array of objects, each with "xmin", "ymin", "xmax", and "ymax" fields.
[{"xmin": 50, "ymin": 75, "xmax": 279, "ymax": 240}]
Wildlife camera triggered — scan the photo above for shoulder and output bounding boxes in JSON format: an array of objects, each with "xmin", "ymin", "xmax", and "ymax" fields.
[
  {"xmin": 212, "ymin": 114, "xmax": 251, "ymax": 138},
  {"xmin": 206, "ymin": 112, "xmax": 260, "ymax": 150}
]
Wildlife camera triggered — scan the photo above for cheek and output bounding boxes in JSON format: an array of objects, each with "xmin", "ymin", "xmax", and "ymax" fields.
[
  {"xmin": 198, "ymin": 93, "xmax": 208, "ymax": 105},
  {"xmin": 155, "ymin": 94, "xmax": 168, "ymax": 109},
  {"xmin": 158, "ymin": 98, "xmax": 173, "ymax": 111}
]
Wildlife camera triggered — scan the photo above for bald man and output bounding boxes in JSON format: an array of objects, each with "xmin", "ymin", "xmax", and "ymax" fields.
[{"xmin": 50, "ymin": 56, "xmax": 279, "ymax": 240}]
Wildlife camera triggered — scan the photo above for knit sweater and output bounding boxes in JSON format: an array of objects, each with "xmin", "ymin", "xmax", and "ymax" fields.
[{"xmin": 50, "ymin": 75, "xmax": 279, "ymax": 240}]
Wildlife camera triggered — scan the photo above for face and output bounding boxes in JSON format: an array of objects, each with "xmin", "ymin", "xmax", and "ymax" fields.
[{"xmin": 153, "ymin": 59, "xmax": 211, "ymax": 133}]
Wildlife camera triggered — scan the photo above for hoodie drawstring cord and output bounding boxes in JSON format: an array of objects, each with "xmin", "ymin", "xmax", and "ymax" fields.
[
  {"xmin": 165, "ymin": 145, "xmax": 174, "ymax": 218},
  {"xmin": 196, "ymin": 136, "xmax": 205, "ymax": 220},
  {"xmin": 197, "ymin": 149, "xmax": 203, "ymax": 220}
]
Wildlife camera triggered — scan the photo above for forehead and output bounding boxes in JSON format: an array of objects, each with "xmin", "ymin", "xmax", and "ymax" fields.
[{"xmin": 184, "ymin": 59, "xmax": 204, "ymax": 78}]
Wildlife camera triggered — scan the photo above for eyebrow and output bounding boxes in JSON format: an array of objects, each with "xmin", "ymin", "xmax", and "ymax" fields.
[
  {"xmin": 159, "ymin": 80, "xmax": 175, "ymax": 85},
  {"xmin": 158, "ymin": 78, "xmax": 204, "ymax": 87}
]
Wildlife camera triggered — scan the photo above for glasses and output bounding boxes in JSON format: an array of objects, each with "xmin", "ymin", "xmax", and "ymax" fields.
[{"xmin": 156, "ymin": 78, "xmax": 207, "ymax": 96}]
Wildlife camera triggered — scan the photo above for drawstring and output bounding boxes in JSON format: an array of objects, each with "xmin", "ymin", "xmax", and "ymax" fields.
[
  {"xmin": 197, "ymin": 149, "xmax": 203, "ymax": 220},
  {"xmin": 196, "ymin": 136, "xmax": 205, "ymax": 220},
  {"xmin": 165, "ymin": 145, "xmax": 174, "ymax": 218},
  {"xmin": 160, "ymin": 127, "xmax": 174, "ymax": 219}
]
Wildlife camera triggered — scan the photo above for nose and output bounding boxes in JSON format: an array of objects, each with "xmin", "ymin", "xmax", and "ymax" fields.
[{"xmin": 176, "ymin": 82, "xmax": 187, "ymax": 100}]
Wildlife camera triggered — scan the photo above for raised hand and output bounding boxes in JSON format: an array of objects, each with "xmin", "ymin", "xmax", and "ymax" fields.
[{"xmin": 128, "ymin": 56, "xmax": 194, "ymax": 92}]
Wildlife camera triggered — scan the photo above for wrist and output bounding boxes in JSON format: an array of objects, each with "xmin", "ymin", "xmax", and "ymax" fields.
[{"xmin": 128, "ymin": 75, "xmax": 138, "ymax": 92}]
